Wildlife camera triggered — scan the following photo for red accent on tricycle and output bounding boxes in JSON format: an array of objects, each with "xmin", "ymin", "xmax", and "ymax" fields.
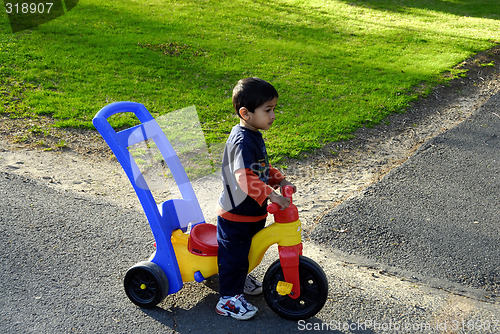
[
  {"xmin": 267, "ymin": 185, "xmax": 299, "ymax": 223},
  {"xmin": 188, "ymin": 223, "xmax": 218, "ymax": 256},
  {"xmin": 278, "ymin": 243, "xmax": 303, "ymax": 299}
]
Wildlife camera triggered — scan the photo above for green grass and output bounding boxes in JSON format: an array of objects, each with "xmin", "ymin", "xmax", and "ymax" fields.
[{"xmin": 1, "ymin": 0, "xmax": 499, "ymax": 162}]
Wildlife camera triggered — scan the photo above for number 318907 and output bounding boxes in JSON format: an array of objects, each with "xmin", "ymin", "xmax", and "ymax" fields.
[{"xmin": 5, "ymin": 2, "xmax": 54, "ymax": 14}]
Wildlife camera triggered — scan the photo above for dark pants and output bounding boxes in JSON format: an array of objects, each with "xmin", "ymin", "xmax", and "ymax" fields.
[{"xmin": 217, "ymin": 216, "xmax": 266, "ymax": 297}]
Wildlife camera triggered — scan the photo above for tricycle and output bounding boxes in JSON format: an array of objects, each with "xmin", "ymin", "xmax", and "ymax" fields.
[{"xmin": 93, "ymin": 101, "xmax": 328, "ymax": 320}]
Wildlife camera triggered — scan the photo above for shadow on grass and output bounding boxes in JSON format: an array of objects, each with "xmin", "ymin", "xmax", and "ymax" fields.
[{"xmin": 338, "ymin": 0, "xmax": 500, "ymax": 20}]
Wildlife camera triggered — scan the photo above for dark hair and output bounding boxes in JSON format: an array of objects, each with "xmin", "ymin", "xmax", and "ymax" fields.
[{"xmin": 232, "ymin": 77, "xmax": 278, "ymax": 118}]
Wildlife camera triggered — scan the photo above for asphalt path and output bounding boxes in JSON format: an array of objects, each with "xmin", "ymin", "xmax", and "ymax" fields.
[
  {"xmin": 312, "ymin": 91, "xmax": 500, "ymax": 299},
  {"xmin": 3, "ymin": 170, "xmax": 499, "ymax": 334},
  {"xmin": 1, "ymin": 170, "xmax": 448, "ymax": 334}
]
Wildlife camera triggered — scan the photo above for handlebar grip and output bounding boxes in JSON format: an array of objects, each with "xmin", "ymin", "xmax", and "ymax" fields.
[
  {"xmin": 268, "ymin": 185, "xmax": 295, "ymax": 214},
  {"xmin": 267, "ymin": 202, "xmax": 280, "ymax": 214},
  {"xmin": 282, "ymin": 185, "xmax": 294, "ymax": 198}
]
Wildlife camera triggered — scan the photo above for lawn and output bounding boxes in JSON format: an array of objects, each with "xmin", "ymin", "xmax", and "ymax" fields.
[{"xmin": 1, "ymin": 0, "xmax": 499, "ymax": 162}]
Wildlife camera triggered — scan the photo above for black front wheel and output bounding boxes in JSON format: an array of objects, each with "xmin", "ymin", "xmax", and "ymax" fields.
[
  {"xmin": 263, "ymin": 256, "xmax": 328, "ymax": 320},
  {"xmin": 124, "ymin": 261, "xmax": 169, "ymax": 308}
]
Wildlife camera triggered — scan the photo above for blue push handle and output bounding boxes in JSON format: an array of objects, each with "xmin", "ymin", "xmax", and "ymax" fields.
[
  {"xmin": 93, "ymin": 101, "xmax": 206, "ymax": 295},
  {"xmin": 93, "ymin": 101, "xmax": 154, "ymax": 123}
]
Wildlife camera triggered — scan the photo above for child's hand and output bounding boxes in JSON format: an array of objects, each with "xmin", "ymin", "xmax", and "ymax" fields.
[
  {"xmin": 278, "ymin": 179, "xmax": 297, "ymax": 194},
  {"xmin": 268, "ymin": 191, "xmax": 290, "ymax": 210}
]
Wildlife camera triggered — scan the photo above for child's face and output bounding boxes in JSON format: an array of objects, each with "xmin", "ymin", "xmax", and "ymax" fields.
[{"xmin": 240, "ymin": 97, "xmax": 278, "ymax": 131}]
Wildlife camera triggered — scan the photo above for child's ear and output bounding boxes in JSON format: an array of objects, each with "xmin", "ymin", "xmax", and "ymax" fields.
[{"xmin": 239, "ymin": 107, "xmax": 249, "ymax": 120}]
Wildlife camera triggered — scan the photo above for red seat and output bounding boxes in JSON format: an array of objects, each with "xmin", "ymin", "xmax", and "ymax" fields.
[{"xmin": 188, "ymin": 223, "xmax": 218, "ymax": 256}]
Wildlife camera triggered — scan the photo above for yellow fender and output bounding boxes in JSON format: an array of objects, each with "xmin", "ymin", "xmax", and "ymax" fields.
[{"xmin": 171, "ymin": 219, "xmax": 301, "ymax": 282}]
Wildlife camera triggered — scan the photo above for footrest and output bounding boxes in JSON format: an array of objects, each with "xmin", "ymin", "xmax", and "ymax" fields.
[{"xmin": 276, "ymin": 281, "xmax": 293, "ymax": 295}]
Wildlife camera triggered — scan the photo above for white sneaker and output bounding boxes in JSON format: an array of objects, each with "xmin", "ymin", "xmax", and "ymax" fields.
[
  {"xmin": 215, "ymin": 294, "xmax": 258, "ymax": 320},
  {"xmin": 244, "ymin": 274, "xmax": 262, "ymax": 295}
]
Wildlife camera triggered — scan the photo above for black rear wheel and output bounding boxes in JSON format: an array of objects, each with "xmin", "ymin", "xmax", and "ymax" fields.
[
  {"xmin": 124, "ymin": 261, "xmax": 169, "ymax": 308},
  {"xmin": 263, "ymin": 256, "xmax": 328, "ymax": 320}
]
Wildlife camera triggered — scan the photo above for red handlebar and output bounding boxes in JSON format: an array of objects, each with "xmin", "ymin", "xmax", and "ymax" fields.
[
  {"xmin": 267, "ymin": 185, "xmax": 299, "ymax": 223},
  {"xmin": 267, "ymin": 203, "xmax": 280, "ymax": 214}
]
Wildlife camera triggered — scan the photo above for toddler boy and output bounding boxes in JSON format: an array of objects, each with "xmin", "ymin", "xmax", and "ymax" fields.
[{"xmin": 215, "ymin": 77, "xmax": 296, "ymax": 320}]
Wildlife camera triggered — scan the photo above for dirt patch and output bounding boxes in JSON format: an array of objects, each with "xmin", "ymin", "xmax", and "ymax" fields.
[{"xmin": 1, "ymin": 46, "xmax": 499, "ymax": 230}]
